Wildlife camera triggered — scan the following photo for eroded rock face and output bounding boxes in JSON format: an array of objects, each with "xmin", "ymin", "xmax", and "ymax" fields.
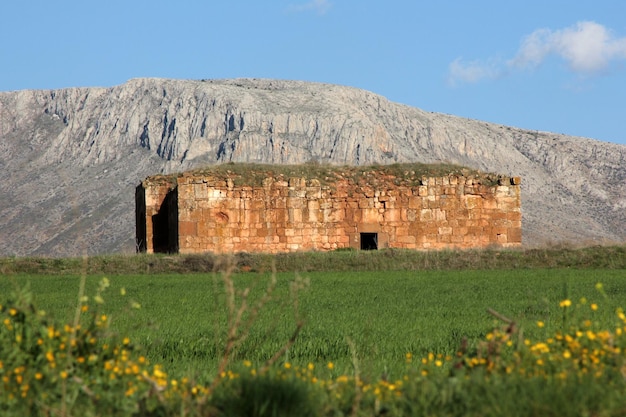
[{"xmin": 1, "ymin": 78, "xmax": 625, "ymax": 255}]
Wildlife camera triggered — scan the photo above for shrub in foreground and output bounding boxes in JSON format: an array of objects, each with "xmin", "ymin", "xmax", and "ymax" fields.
[{"xmin": 2, "ymin": 279, "xmax": 626, "ymax": 416}]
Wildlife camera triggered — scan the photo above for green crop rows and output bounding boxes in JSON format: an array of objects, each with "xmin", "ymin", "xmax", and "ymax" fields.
[{"xmin": 3, "ymin": 268, "xmax": 625, "ymax": 383}]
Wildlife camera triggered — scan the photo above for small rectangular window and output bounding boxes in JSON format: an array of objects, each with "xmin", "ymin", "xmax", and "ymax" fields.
[{"xmin": 360, "ymin": 233, "xmax": 378, "ymax": 250}]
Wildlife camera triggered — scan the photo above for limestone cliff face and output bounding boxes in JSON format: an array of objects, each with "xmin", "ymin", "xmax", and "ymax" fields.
[{"xmin": 1, "ymin": 78, "xmax": 625, "ymax": 255}]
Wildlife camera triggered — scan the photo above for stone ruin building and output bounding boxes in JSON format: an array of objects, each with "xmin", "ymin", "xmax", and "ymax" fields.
[{"xmin": 136, "ymin": 164, "xmax": 522, "ymax": 254}]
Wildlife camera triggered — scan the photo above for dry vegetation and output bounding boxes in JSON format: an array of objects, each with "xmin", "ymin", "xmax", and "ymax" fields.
[
  {"xmin": 144, "ymin": 162, "xmax": 502, "ymax": 189},
  {"xmin": 1, "ymin": 245, "xmax": 625, "ymax": 276}
]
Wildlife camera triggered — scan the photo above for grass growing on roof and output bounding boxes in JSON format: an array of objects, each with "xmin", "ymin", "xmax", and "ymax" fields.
[{"xmin": 142, "ymin": 161, "xmax": 501, "ymax": 188}]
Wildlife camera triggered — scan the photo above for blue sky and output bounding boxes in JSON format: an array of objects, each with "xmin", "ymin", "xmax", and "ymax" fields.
[{"xmin": 2, "ymin": 0, "xmax": 626, "ymax": 145}]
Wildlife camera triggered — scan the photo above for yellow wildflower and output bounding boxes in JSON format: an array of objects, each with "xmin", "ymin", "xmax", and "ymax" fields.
[
  {"xmin": 153, "ymin": 366, "xmax": 166, "ymax": 379},
  {"xmin": 336, "ymin": 375, "xmax": 349, "ymax": 383},
  {"xmin": 559, "ymin": 299, "xmax": 572, "ymax": 308}
]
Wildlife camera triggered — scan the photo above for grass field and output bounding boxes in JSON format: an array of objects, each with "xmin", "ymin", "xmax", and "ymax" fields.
[{"xmin": 2, "ymin": 267, "xmax": 625, "ymax": 384}]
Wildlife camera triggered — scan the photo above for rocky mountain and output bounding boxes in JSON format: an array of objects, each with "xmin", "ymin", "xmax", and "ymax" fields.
[{"xmin": 1, "ymin": 78, "xmax": 625, "ymax": 256}]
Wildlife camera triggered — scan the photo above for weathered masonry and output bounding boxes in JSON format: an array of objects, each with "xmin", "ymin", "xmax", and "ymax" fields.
[{"xmin": 136, "ymin": 165, "xmax": 522, "ymax": 254}]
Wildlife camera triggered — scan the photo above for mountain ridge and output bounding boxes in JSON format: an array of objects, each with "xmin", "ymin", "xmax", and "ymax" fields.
[{"xmin": 1, "ymin": 78, "xmax": 625, "ymax": 256}]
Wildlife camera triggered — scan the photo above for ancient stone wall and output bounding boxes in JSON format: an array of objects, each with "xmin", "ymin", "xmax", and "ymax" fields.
[
  {"xmin": 136, "ymin": 177, "xmax": 177, "ymax": 253},
  {"xmin": 138, "ymin": 171, "xmax": 521, "ymax": 254}
]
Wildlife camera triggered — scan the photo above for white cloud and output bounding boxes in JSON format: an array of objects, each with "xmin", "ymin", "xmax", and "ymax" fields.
[
  {"xmin": 510, "ymin": 21, "xmax": 626, "ymax": 73},
  {"xmin": 447, "ymin": 58, "xmax": 502, "ymax": 87},
  {"xmin": 448, "ymin": 21, "xmax": 626, "ymax": 86},
  {"xmin": 287, "ymin": 0, "xmax": 332, "ymax": 15}
]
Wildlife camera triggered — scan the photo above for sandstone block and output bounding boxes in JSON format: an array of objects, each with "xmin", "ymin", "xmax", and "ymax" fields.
[
  {"xmin": 508, "ymin": 227, "xmax": 522, "ymax": 243},
  {"xmin": 307, "ymin": 208, "xmax": 319, "ymax": 223},
  {"xmin": 287, "ymin": 198, "xmax": 305, "ymax": 209},
  {"xmin": 498, "ymin": 198, "xmax": 520, "ymax": 211},
  {"xmin": 403, "ymin": 209, "xmax": 417, "ymax": 222},
  {"xmin": 361, "ymin": 208, "xmax": 380, "ymax": 223},
  {"xmin": 383, "ymin": 209, "xmax": 401, "ymax": 222},
  {"xmin": 328, "ymin": 208, "xmax": 345, "ymax": 222},
  {"xmin": 179, "ymin": 221, "xmax": 198, "ymax": 236},
  {"xmin": 463, "ymin": 195, "xmax": 483, "ymax": 209},
  {"xmin": 250, "ymin": 199, "xmax": 265, "ymax": 210},
  {"xmin": 453, "ymin": 226, "xmax": 468, "ymax": 236},
  {"xmin": 433, "ymin": 208, "xmax": 447, "ymax": 221},
  {"xmin": 289, "ymin": 208, "xmax": 303, "ymax": 223},
  {"xmin": 397, "ymin": 235, "xmax": 416, "ymax": 244},
  {"xmin": 438, "ymin": 226, "xmax": 453, "ymax": 235}
]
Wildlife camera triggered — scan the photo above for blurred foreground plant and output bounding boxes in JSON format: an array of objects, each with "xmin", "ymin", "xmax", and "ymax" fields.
[
  {"xmin": 3, "ymin": 271, "xmax": 626, "ymax": 417},
  {"xmin": 0, "ymin": 258, "xmax": 308, "ymax": 416}
]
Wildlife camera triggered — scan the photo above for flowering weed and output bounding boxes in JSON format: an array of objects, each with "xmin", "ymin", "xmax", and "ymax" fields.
[{"xmin": 3, "ymin": 269, "xmax": 626, "ymax": 416}]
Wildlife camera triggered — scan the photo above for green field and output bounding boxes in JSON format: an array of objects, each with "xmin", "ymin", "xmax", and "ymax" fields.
[{"xmin": 3, "ymin": 268, "xmax": 625, "ymax": 384}]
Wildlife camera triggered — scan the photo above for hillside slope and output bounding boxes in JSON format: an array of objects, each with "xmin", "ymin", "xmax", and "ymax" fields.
[{"xmin": 1, "ymin": 78, "xmax": 625, "ymax": 256}]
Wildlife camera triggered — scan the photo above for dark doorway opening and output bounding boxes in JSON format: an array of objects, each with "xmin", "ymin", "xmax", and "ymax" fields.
[
  {"xmin": 135, "ymin": 185, "xmax": 147, "ymax": 253},
  {"xmin": 151, "ymin": 203, "xmax": 170, "ymax": 253},
  {"xmin": 151, "ymin": 189, "xmax": 178, "ymax": 253},
  {"xmin": 360, "ymin": 233, "xmax": 378, "ymax": 250}
]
